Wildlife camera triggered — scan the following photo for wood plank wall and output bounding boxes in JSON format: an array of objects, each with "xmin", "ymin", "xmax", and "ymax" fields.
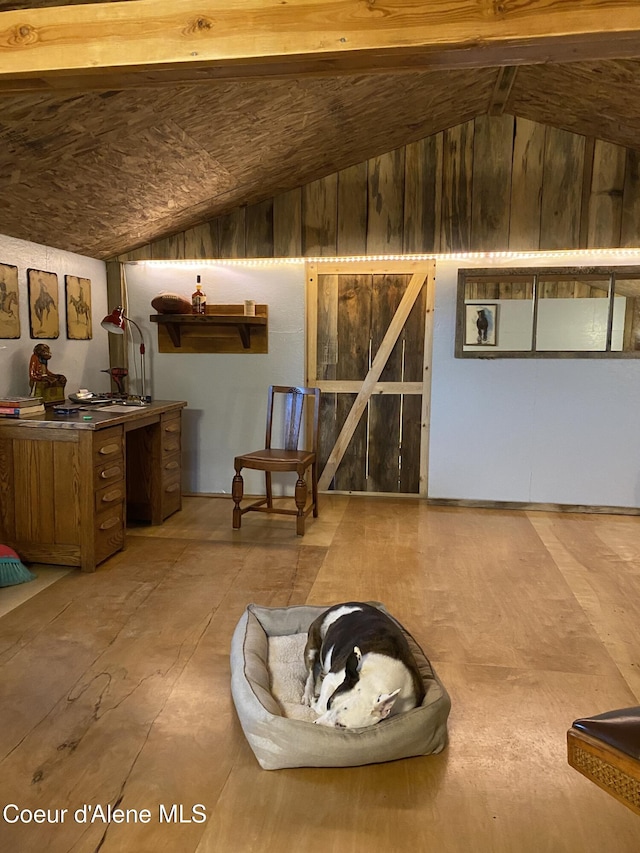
[{"xmin": 114, "ymin": 115, "xmax": 640, "ymax": 262}]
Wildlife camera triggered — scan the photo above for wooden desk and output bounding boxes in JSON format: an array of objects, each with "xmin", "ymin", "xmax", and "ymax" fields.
[{"xmin": 0, "ymin": 400, "xmax": 186, "ymax": 572}]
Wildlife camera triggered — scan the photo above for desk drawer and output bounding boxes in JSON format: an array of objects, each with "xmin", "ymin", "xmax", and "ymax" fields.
[
  {"xmin": 94, "ymin": 461, "xmax": 125, "ymax": 490},
  {"xmin": 162, "ymin": 473, "xmax": 182, "ymax": 519},
  {"xmin": 162, "ymin": 433, "xmax": 181, "ymax": 455},
  {"xmin": 93, "ymin": 427, "xmax": 124, "ymax": 465},
  {"xmin": 161, "ymin": 452, "xmax": 181, "ymax": 481},
  {"xmin": 95, "ymin": 506, "xmax": 125, "ymax": 564},
  {"xmin": 95, "ymin": 482, "xmax": 126, "ymax": 514},
  {"xmin": 162, "ymin": 415, "xmax": 181, "ymax": 456}
]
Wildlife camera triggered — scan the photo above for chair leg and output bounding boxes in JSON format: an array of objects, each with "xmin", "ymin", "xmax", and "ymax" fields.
[
  {"xmin": 294, "ymin": 475, "xmax": 307, "ymax": 536},
  {"xmin": 265, "ymin": 471, "xmax": 273, "ymax": 508},
  {"xmin": 232, "ymin": 470, "xmax": 244, "ymax": 529},
  {"xmin": 311, "ymin": 461, "xmax": 318, "ymax": 518}
]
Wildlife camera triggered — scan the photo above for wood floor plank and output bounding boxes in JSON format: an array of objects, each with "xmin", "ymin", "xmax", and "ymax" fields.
[
  {"xmin": 1, "ymin": 497, "xmax": 640, "ymax": 852},
  {"xmin": 310, "ymin": 501, "xmax": 617, "ymax": 677},
  {"xmin": 528, "ymin": 512, "xmax": 640, "ymax": 700},
  {"xmin": 202, "ymin": 663, "xmax": 639, "ymax": 853}
]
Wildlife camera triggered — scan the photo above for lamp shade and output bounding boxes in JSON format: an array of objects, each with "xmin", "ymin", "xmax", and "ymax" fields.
[{"xmin": 101, "ymin": 307, "xmax": 126, "ymax": 334}]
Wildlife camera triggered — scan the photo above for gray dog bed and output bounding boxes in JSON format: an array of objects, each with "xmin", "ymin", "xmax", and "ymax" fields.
[{"xmin": 230, "ymin": 602, "xmax": 451, "ymax": 770}]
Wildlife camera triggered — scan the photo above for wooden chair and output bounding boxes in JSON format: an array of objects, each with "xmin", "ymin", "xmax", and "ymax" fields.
[{"xmin": 232, "ymin": 385, "xmax": 320, "ymax": 535}]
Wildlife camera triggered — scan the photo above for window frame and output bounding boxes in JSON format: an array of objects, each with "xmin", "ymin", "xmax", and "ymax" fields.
[{"xmin": 455, "ymin": 265, "xmax": 640, "ymax": 358}]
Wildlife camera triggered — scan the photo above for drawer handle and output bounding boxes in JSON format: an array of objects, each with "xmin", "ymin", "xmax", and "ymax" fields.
[
  {"xmin": 99, "ymin": 516, "xmax": 120, "ymax": 531},
  {"xmin": 98, "ymin": 443, "xmax": 120, "ymax": 455},
  {"xmin": 165, "ymin": 483, "xmax": 180, "ymax": 493},
  {"xmin": 101, "ymin": 488, "xmax": 123, "ymax": 504},
  {"xmin": 164, "ymin": 424, "xmax": 180, "ymax": 433},
  {"xmin": 164, "ymin": 460, "xmax": 179, "ymax": 471},
  {"xmin": 100, "ymin": 466, "xmax": 122, "ymax": 480}
]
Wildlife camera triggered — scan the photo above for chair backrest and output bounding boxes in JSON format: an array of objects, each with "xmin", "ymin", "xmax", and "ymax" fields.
[{"xmin": 265, "ymin": 385, "xmax": 320, "ymax": 452}]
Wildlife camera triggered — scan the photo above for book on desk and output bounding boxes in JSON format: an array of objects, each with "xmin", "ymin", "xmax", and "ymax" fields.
[{"xmin": 0, "ymin": 396, "xmax": 45, "ymax": 417}]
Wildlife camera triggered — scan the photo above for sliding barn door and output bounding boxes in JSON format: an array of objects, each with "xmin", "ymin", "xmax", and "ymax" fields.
[{"xmin": 307, "ymin": 260, "xmax": 435, "ymax": 495}]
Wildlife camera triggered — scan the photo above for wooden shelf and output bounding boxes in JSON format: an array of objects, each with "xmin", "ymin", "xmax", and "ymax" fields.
[{"xmin": 150, "ymin": 304, "xmax": 268, "ymax": 354}]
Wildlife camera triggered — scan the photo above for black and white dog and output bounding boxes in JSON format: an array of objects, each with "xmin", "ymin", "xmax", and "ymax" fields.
[{"xmin": 302, "ymin": 602, "xmax": 425, "ymax": 728}]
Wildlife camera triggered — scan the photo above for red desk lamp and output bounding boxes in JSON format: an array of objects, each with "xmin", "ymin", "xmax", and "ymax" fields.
[{"xmin": 101, "ymin": 307, "xmax": 150, "ymax": 403}]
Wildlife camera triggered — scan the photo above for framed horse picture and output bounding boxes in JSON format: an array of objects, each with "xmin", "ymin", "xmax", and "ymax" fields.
[
  {"xmin": 28, "ymin": 269, "xmax": 59, "ymax": 339},
  {"xmin": 65, "ymin": 275, "xmax": 92, "ymax": 340},
  {"xmin": 0, "ymin": 262, "xmax": 20, "ymax": 339}
]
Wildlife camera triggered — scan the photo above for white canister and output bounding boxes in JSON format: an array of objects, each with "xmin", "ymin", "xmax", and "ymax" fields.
[{"xmin": 243, "ymin": 300, "xmax": 256, "ymax": 316}]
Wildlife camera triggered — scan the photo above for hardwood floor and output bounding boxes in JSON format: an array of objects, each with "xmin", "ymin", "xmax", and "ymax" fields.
[
  {"xmin": 0, "ymin": 566, "xmax": 70, "ymax": 619},
  {"xmin": 0, "ymin": 496, "xmax": 639, "ymax": 852}
]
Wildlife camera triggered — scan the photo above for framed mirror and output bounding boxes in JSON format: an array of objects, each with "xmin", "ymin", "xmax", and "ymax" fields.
[{"xmin": 455, "ymin": 266, "xmax": 640, "ymax": 358}]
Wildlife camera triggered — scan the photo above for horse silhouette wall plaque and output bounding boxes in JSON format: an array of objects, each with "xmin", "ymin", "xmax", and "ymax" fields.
[
  {"xmin": 28, "ymin": 268, "xmax": 59, "ymax": 340},
  {"xmin": 0, "ymin": 262, "xmax": 19, "ymax": 339},
  {"xmin": 65, "ymin": 275, "xmax": 92, "ymax": 340}
]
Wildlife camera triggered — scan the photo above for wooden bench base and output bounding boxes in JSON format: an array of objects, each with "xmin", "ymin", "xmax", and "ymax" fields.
[{"xmin": 568, "ymin": 727, "xmax": 640, "ymax": 816}]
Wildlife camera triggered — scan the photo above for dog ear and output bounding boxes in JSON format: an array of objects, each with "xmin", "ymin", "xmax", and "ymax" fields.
[
  {"xmin": 373, "ymin": 688, "xmax": 401, "ymax": 719},
  {"xmin": 344, "ymin": 647, "xmax": 362, "ymax": 684}
]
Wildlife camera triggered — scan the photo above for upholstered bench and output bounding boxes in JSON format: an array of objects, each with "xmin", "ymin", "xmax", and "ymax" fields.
[{"xmin": 567, "ymin": 706, "xmax": 640, "ymax": 816}]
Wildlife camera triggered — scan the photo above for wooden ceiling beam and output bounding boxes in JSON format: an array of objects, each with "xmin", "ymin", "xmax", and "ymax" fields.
[
  {"xmin": 2, "ymin": 0, "xmax": 640, "ymax": 92},
  {"xmin": 488, "ymin": 66, "xmax": 519, "ymax": 116}
]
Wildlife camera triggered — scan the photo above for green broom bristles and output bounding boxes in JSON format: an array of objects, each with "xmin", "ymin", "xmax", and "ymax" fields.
[{"xmin": 0, "ymin": 555, "xmax": 36, "ymax": 588}]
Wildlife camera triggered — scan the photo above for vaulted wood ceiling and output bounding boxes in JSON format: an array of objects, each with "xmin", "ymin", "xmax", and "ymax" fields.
[{"xmin": 2, "ymin": 1, "xmax": 640, "ymax": 258}]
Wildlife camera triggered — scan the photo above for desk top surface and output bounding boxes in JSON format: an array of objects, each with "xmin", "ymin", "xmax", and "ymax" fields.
[{"xmin": 0, "ymin": 400, "xmax": 186, "ymax": 431}]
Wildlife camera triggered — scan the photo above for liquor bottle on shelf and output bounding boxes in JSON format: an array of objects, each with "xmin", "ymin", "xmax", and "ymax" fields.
[{"xmin": 191, "ymin": 275, "xmax": 207, "ymax": 315}]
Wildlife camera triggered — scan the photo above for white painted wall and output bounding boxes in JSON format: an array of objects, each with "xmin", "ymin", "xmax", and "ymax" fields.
[
  {"xmin": 6, "ymin": 239, "xmax": 634, "ymax": 509},
  {"xmin": 0, "ymin": 234, "xmax": 108, "ymax": 399},
  {"xmin": 124, "ymin": 261, "xmax": 306, "ymax": 495},
  {"xmin": 128, "ymin": 253, "xmax": 640, "ymax": 507},
  {"xmin": 430, "ymin": 254, "xmax": 640, "ymax": 508}
]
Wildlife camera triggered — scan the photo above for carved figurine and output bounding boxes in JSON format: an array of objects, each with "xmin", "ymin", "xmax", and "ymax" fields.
[{"xmin": 29, "ymin": 343, "xmax": 67, "ymax": 406}]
